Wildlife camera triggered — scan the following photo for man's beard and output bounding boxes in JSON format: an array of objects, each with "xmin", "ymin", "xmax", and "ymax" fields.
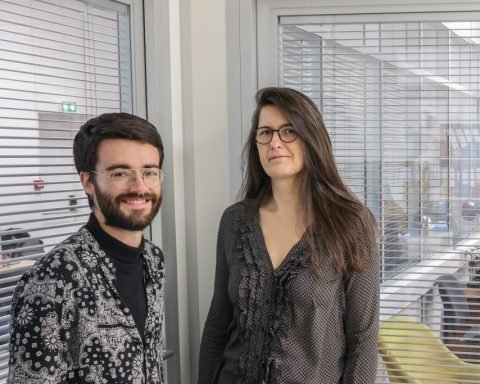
[{"xmin": 93, "ymin": 187, "xmax": 162, "ymax": 231}]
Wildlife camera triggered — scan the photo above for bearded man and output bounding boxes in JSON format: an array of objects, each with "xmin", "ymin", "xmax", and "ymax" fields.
[{"xmin": 8, "ymin": 113, "xmax": 166, "ymax": 384}]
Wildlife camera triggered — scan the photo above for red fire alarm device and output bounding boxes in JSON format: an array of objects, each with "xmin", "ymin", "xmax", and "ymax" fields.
[{"xmin": 33, "ymin": 178, "xmax": 45, "ymax": 191}]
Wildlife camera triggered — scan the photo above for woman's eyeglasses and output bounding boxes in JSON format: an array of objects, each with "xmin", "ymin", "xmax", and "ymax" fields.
[{"xmin": 255, "ymin": 126, "xmax": 298, "ymax": 144}]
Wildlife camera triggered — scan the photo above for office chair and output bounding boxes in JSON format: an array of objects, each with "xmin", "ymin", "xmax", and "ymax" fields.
[
  {"xmin": 0, "ymin": 228, "xmax": 44, "ymax": 258},
  {"xmin": 466, "ymin": 248, "xmax": 480, "ymax": 288},
  {"xmin": 379, "ymin": 316, "xmax": 480, "ymax": 383},
  {"xmin": 435, "ymin": 274, "xmax": 480, "ymax": 339}
]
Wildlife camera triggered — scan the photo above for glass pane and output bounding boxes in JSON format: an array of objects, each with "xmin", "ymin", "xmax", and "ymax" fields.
[
  {"xmin": 280, "ymin": 20, "xmax": 480, "ymax": 276},
  {"xmin": 279, "ymin": 15, "xmax": 480, "ymax": 376},
  {"xmin": 0, "ymin": 0, "xmax": 133, "ymax": 380}
]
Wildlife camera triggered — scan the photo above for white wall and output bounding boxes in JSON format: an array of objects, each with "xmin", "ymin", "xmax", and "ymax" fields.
[
  {"xmin": 144, "ymin": 0, "xmax": 230, "ymax": 383},
  {"xmin": 185, "ymin": 0, "xmax": 229, "ymax": 327},
  {"xmin": 181, "ymin": 0, "xmax": 230, "ymax": 381}
]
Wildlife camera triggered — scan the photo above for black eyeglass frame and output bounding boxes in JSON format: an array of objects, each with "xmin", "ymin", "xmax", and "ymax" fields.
[{"xmin": 255, "ymin": 126, "xmax": 299, "ymax": 145}]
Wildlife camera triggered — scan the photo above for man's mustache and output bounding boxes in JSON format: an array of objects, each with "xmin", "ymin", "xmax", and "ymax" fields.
[{"xmin": 115, "ymin": 193, "xmax": 157, "ymax": 200}]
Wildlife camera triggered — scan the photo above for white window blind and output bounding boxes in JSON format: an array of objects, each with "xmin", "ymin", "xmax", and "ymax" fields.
[
  {"xmin": 280, "ymin": 13, "xmax": 480, "ymax": 382},
  {"xmin": 0, "ymin": 0, "xmax": 132, "ymax": 380}
]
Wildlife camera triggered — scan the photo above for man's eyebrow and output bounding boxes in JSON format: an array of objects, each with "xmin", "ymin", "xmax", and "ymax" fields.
[
  {"xmin": 105, "ymin": 165, "xmax": 130, "ymax": 171},
  {"xmin": 144, "ymin": 164, "xmax": 161, "ymax": 169},
  {"xmin": 104, "ymin": 164, "xmax": 161, "ymax": 171},
  {"xmin": 257, "ymin": 123, "xmax": 293, "ymax": 130}
]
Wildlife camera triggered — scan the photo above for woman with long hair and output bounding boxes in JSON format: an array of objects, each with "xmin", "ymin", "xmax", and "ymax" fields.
[{"xmin": 199, "ymin": 87, "xmax": 379, "ymax": 384}]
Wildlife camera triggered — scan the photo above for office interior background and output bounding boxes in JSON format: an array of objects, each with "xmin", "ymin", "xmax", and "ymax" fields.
[{"xmin": 1, "ymin": 0, "xmax": 480, "ymax": 382}]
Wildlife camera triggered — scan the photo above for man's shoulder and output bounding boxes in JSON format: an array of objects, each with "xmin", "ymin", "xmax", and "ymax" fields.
[
  {"xmin": 144, "ymin": 240, "xmax": 164, "ymax": 261},
  {"xmin": 142, "ymin": 241, "xmax": 165, "ymax": 282},
  {"xmin": 23, "ymin": 227, "xmax": 95, "ymax": 280},
  {"xmin": 47, "ymin": 226, "xmax": 94, "ymax": 256}
]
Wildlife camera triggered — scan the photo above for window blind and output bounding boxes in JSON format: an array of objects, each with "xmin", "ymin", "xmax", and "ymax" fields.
[
  {"xmin": 0, "ymin": 0, "xmax": 132, "ymax": 381},
  {"xmin": 280, "ymin": 13, "xmax": 480, "ymax": 382}
]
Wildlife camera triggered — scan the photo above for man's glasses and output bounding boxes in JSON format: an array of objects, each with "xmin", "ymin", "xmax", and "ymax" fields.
[
  {"xmin": 255, "ymin": 126, "xmax": 299, "ymax": 145},
  {"xmin": 90, "ymin": 168, "xmax": 165, "ymax": 190}
]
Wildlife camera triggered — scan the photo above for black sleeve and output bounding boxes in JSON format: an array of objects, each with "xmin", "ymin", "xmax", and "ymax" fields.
[
  {"xmin": 342, "ymin": 207, "xmax": 380, "ymax": 383},
  {"xmin": 198, "ymin": 211, "xmax": 234, "ymax": 384}
]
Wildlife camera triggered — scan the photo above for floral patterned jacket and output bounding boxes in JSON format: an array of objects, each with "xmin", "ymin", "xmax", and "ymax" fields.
[{"xmin": 7, "ymin": 227, "xmax": 165, "ymax": 384}]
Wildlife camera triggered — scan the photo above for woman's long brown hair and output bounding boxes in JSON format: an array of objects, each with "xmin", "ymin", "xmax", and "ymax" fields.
[{"xmin": 242, "ymin": 87, "xmax": 377, "ymax": 276}]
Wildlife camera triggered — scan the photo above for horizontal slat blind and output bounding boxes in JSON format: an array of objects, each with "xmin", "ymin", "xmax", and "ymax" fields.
[
  {"xmin": 280, "ymin": 14, "xmax": 480, "ymax": 382},
  {"xmin": 0, "ymin": 0, "xmax": 131, "ymax": 381}
]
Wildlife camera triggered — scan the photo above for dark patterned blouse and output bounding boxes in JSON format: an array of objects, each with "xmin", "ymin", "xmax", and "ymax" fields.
[
  {"xmin": 8, "ymin": 227, "xmax": 165, "ymax": 384},
  {"xmin": 198, "ymin": 200, "xmax": 379, "ymax": 384}
]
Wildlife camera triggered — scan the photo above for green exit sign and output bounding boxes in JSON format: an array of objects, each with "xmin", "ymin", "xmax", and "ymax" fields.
[{"xmin": 61, "ymin": 102, "xmax": 77, "ymax": 113}]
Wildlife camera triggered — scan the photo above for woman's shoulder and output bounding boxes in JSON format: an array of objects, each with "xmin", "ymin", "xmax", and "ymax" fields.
[
  {"xmin": 222, "ymin": 199, "xmax": 256, "ymax": 218},
  {"xmin": 219, "ymin": 199, "xmax": 257, "ymax": 230},
  {"xmin": 351, "ymin": 203, "xmax": 378, "ymax": 249}
]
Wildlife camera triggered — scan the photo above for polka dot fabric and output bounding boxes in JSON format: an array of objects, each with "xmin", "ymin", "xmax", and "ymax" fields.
[{"xmin": 198, "ymin": 200, "xmax": 379, "ymax": 384}]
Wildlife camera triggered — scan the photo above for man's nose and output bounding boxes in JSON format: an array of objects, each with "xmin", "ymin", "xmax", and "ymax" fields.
[{"xmin": 130, "ymin": 172, "xmax": 149, "ymax": 193}]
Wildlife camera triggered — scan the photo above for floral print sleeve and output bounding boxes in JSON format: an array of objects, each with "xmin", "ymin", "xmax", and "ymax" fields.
[{"xmin": 8, "ymin": 251, "xmax": 75, "ymax": 383}]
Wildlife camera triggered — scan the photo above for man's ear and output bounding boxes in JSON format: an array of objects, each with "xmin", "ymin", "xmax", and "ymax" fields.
[{"xmin": 80, "ymin": 172, "xmax": 94, "ymax": 196}]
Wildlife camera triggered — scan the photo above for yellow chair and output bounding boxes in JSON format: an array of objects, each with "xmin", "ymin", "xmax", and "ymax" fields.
[{"xmin": 379, "ymin": 316, "xmax": 480, "ymax": 383}]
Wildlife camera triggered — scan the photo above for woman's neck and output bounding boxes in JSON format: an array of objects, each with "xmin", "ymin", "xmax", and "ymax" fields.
[
  {"xmin": 264, "ymin": 178, "xmax": 313, "ymax": 231},
  {"xmin": 266, "ymin": 179, "xmax": 301, "ymax": 213},
  {"xmin": 261, "ymin": 179, "xmax": 309, "ymax": 237}
]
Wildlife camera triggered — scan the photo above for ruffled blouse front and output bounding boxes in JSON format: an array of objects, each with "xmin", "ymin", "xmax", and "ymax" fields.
[
  {"xmin": 232, "ymin": 202, "xmax": 308, "ymax": 383},
  {"xmin": 198, "ymin": 200, "xmax": 379, "ymax": 384}
]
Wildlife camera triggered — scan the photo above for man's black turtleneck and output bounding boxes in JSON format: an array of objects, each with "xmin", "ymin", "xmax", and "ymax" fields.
[{"xmin": 86, "ymin": 213, "xmax": 147, "ymax": 340}]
